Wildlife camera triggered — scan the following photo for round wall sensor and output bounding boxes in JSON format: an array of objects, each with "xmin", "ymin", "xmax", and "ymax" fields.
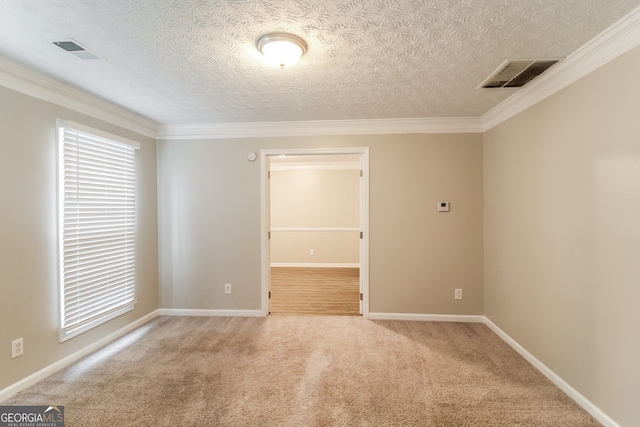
[{"xmin": 247, "ymin": 152, "xmax": 257, "ymax": 162}]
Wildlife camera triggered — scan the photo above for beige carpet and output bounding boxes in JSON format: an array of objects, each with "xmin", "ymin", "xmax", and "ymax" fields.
[{"xmin": 4, "ymin": 316, "xmax": 600, "ymax": 426}]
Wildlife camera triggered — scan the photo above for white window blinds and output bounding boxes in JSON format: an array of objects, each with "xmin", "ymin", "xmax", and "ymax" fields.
[{"xmin": 57, "ymin": 120, "xmax": 140, "ymax": 341}]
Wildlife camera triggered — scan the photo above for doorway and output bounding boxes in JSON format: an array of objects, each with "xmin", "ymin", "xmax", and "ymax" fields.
[{"xmin": 260, "ymin": 148, "xmax": 369, "ymax": 317}]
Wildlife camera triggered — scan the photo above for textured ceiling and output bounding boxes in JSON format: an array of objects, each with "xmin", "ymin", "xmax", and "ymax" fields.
[{"xmin": 0, "ymin": 0, "xmax": 638, "ymax": 125}]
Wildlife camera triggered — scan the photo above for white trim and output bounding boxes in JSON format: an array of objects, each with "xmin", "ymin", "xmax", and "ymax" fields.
[
  {"xmin": 270, "ymin": 227, "xmax": 360, "ymax": 233},
  {"xmin": 0, "ymin": 309, "xmax": 620, "ymax": 425},
  {"xmin": 58, "ymin": 119, "xmax": 141, "ymax": 149},
  {"xmin": 369, "ymin": 312, "xmax": 485, "ymax": 323},
  {"xmin": 265, "ymin": 147, "xmax": 369, "ymax": 156},
  {"xmin": 0, "ymin": 310, "xmax": 159, "ymax": 403},
  {"xmin": 0, "ymin": 57, "xmax": 157, "ymax": 139},
  {"xmin": 270, "ymin": 263, "xmax": 360, "ymax": 268},
  {"xmin": 261, "ymin": 147, "xmax": 370, "ymax": 318},
  {"xmin": 261, "ymin": 154, "xmax": 271, "ymax": 317},
  {"xmin": 367, "ymin": 313, "xmax": 620, "ymax": 425},
  {"xmin": 157, "ymin": 309, "xmax": 263, "ymax": 317},
  {"xmin": 360, "ymin": 149, "xmax": 370, "ymax": 317},
  {"xmin": 1, "ymin": 5, "xmax": 638, "ymax": 141},
  {"xmin": 270, "ymin": 161, "xmax": 361, "ymax": 171},
  {"xmin": 483, "ymin": 318, "xmax": 620, "ymax": 427},
  {"xmin": 482, "ymin": 4, "xmax": 640, "ymax": 131},
  {"xmin": 157, "ymin": 117, "xmax": 483, "ymax": 140}
]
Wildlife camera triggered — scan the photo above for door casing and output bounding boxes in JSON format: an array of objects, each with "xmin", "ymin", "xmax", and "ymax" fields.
[{"xmin": 260, "ymin": 147, "xmax": 370, "ymax": 317}]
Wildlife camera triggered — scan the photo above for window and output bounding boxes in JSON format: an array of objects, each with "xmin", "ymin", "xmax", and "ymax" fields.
[{"xmin": 57, "ymin": 120, "xmax": 140, "ymax": 341}]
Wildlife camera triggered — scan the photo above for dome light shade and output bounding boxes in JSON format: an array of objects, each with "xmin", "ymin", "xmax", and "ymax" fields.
[{"xmin": 257, "ymin": 33, "xmax": 307, "ymax": 68}]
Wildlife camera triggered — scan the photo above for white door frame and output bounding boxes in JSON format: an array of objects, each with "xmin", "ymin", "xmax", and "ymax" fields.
[{"xmin": 260, "ymin": 147, "xmax": 370, "ymax": 317}]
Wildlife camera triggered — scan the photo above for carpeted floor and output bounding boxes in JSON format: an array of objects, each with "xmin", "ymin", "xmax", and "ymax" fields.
[{"xmin": 4, "ymin": 316, "xmax": 601, "ymax": 426}]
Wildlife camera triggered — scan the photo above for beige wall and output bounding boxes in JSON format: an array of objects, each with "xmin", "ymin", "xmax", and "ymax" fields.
[
  {"xmin": 484, "ymin": 46, "xmax": 640, "ymax": 426},
  {"xmin": 270, "ymin": 168, "xmax": 360, "ymax": 265},
  {"xmin": 0, "ymin": 86, "xmax": 159, "ymax": 391},
  {"xmin": 2, "ymin": 39, "xmax": 636, "ymax": 426},
  {"xmin": 157, "ymin": 133, "xmax": 484, "ymax": 315},
  {"xmin": 270, "ymin": 232, "xmax": 360, "ymax": 265}
]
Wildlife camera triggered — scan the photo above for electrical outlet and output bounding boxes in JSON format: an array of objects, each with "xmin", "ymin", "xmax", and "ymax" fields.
[
  {"xmin": 12, "ymin": 338, "xmax": 23, "ymax": 358},
  {"xmin": 224, "ymin": 283, "xmax": 231, "ymax": 295},
  {"xmin": 309, "ymin": 249, "xmax": 314, "ymax": 256},
  {"xmin": 455, "ymin": 289, "xmax": 463, "ymax": 300}
]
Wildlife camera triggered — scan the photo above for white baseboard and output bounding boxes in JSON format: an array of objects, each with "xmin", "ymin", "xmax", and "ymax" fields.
[
  {"xmin": 369, "ymin": 312, "xmax": 619, "ymax": 426},
  {"xmin": 0, "ymin": 308, "xmax": 619, "ymax": 426},
  {"xmin": 270, "ymin": 263, "xmax": 360, "ymax": 268},
  {"xmin": 158, "ymin": 309, "xmax": 263, "ymax": 317},
  {"xmin": 0, "ymin": 309, "xmax": 160, "ymax": 403},
  {"xmin": 368, "ymin": 312, "xmax": 485, "ymax": 323},
  {"xmin": 483, "ymin": 317, "xmax": 620, "ymax": 427}
]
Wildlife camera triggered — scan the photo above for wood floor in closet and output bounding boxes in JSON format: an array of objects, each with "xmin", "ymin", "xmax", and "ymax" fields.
[{"xmin": 270, "ymin": 267, "xmax": 360, "ymax": 315}]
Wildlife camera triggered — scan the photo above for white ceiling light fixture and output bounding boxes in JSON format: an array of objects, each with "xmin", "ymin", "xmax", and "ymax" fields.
[{"xmin": 257, "ymin": 33, "xmax": 307, "ymax": 69}]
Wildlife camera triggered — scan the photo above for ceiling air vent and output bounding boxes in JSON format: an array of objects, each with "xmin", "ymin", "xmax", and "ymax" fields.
[
  {"xmin": 479, "ymin": 59, "xmax": 561, "ymax": 88},
  {"xmin": 53, "ymin": 40, "xmax": 102, "ymax": 60}
]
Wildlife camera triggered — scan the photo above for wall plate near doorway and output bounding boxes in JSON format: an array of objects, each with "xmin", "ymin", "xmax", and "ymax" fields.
[{"xmin": 438, "ymin": 201, "xmax": 450, "ymax": 212}]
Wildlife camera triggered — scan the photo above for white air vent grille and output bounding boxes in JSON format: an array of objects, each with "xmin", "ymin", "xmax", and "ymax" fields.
[
  {"xmin": 53, "ymin": 39, "xmax": 102, "ymax": 60},
  {"xmin": 479, "ymin": 59, "xmax": 561, "ymax": 88}
]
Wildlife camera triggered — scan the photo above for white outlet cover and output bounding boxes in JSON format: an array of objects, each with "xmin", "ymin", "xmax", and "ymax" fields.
[
  {"xmin": 12, "ymin": 338, "xmax": 23, "ymax": 358},
  {"xmin": 438, "ymin": 202, "xmax": 450, "ymax": 212}
]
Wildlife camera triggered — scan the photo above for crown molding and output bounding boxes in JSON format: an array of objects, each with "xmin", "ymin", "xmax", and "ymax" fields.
[
  {"xmin": 0, "ymin": 57, "xmax": 158, "ymax": 139},
  {"xmin": 482, "ymin": 4, "xmax": 640, "ymax": 132},
  {"xmin": 157, "ymin": 116, "xmax": 483, "ymax": 140},
  {"xmin": 3, "ymin": 4, "xmax": 638, "ymax": 141}
]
